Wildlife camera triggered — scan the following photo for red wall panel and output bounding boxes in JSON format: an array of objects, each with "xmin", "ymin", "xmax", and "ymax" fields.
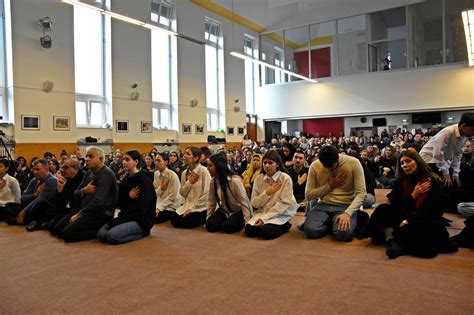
[
  {"xmin": 303, "ymin": 117, "xmax": 344, "ymax": 138},
  {"xmin": 294, "ymin": 47, "xmax": 331, "ymax": 78}
]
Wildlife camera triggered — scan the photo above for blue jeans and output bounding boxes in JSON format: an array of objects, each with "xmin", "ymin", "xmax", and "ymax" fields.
[
  {"xmin": 97, "ymin": 221, "xmax": 144, "ymax": 245},
  {"xmin": 304, "ymin": 202, "xmax": 357, "ymax": 242}
]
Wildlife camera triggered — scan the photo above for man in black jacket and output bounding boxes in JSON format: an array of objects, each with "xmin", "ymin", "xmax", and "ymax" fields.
[
  {"xmin": 54, "ymin": 146, "xmax": 118, "ymax": 242},
  {"xmin": 47, "ymin": 158, "xmax": 85, "ymax": 234}
]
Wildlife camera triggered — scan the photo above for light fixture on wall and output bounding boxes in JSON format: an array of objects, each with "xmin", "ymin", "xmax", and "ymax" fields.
[
  {"xmin": 62, "ymin": 0, "xmax": 205, "ymax": 45},
  {"xmin": 462, "ymin": 9, "xmax": 474, "ymax": 66}
]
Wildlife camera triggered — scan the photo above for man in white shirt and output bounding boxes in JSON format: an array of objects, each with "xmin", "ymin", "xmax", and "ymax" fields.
[{"xmin": 420, "ymin": 112, "xmax": 474, "ymax": 188}]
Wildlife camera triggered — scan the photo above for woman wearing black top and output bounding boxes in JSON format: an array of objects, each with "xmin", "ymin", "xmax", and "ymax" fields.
[
  {"xmin": 97, "ymin": 150, "xmax": 156, "ymax": 244},
  {"xmin": 367, "ymin": 148, "xmax": 457, "ymax": 259}
]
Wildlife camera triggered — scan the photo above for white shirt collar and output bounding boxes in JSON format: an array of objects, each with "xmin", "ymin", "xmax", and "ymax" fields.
[{"xmin": 263, "ymin": 171, "xmax": 282, "ymax": 181}]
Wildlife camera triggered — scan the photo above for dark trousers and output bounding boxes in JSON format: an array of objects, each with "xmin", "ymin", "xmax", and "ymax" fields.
[
  {"xmin": 367, "ymin": 203, "xmax": 403, "ymax": 244},
  {"xmin": 428, "ymin": 163, "xmax": 460, "ymax": 213},
  {"xmin": 244, "ymin": 221, "xmax": 291, "ymax": 240},
  {"xmin": 368, "ymin": 203, "xmax": 451, "ymax": 257},
  {"xmin": 155, "ymin": 210, "xmax": 175, "ymax": 224},
  {"xmin": 57, "ymin": 214, "xmax": 110, "ymax": 243},
  {"xmin": 3, "ymin": 203, "xmax": 22, "ymax": 225},
  {"xmin": 170, "ymin": 211, "xmax": 206, "ymax": 229},
  {"xmin": 206, "ymin": 210, "xmax": 245, "ymax": 234},
  {"xmin": 0, "ymin": 206, "xmax": 6, "ymax": 221},
  {"xmin": 23, "ymin": 198, "xmax": 56, "ymax": 225}
]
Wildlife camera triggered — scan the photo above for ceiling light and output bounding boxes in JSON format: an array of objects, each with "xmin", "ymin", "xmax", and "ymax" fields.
[
  {"xmin": 230, "ymin": 51, "xmax": 318, "ymax": 83},
  {"xmin": 62, "ymin": 0, "xmax": 204, "ymax": 45},
  {"xmin": 462, "ymin": 9, "xmax": 474, "ymax": 66}
]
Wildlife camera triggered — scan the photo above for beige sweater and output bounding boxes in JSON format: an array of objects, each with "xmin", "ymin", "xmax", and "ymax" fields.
[{"xmin": 305, "ymin": 154, "xmax": 366, "ymax": 216}]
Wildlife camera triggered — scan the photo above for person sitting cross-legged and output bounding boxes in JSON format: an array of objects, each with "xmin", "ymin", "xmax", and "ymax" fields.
[{"xmin": 367, "ymin": 148, "xmax": 458, "ymax": 259}]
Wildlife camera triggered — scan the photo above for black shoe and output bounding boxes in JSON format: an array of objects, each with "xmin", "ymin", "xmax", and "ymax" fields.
[
  {"xmin": 5, "ymin": 217, "xmax": 19, "ymax": 225},
  {"xmin": 25, "ymin": 220, "xmax": 44, "ymax": 232},
  {"xmin": 386, "ymin": 238, "xmax": 405, "ymax": 259},
  {"xmin": 438, "ymin": 239, "xmax": 459, "ymax": 253}
]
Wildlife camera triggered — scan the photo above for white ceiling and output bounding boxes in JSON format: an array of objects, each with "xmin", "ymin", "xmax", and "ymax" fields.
[{"xmin": 212, "ymin": 0, "xmax": 424, "ymax": 32}]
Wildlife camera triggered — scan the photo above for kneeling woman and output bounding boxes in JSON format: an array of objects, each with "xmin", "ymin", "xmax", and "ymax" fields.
[
  {"xmin": 206, "ymin": 153, "xmax": 252, "ymax": 233},
  {"xmin": 367, "ymin": 148, "xmax": 457, "ymax": 259},
  {"xmin": 245, "ymin": 150, "xmax": 297, "ymax": 240},
  {"xmin": 171, "ymin": 147, "xmax": 211, "ymax": 229},
  {"xmin": 97, "ymin": 150, "xmax": 156, "ymax": 244}
]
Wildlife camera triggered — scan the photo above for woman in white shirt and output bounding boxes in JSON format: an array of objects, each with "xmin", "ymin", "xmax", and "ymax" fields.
[
  {"xmin": 206, "ymin": 153, "xmax": 252, "ymax": 233},
  {"xmin": 245, "ymin": 150, "xmax": 297, "ymax": 240},
  {"xmin": 0, "ymin": 159, "xmax": 21, "ymax": 221},
  {"xmin": 154, "ymin": 152, "xmax": 182, "ymax": 224},
  {"xmin": 171, "ymin": 147, "xmax": 211, "ymax": 229}
]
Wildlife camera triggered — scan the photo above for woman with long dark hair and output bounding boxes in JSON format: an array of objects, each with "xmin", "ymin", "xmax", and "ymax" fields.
[
  {"xmin": 97, "ymin": 150, "xmax": 156, "ymax": 244},
  {"xmin": 206, "ymin": 153, "xmax": 252, "ymax": 233},
  {"xmin": 367, "ymin": 148, "xmax": 457, "ymax": 259},
  {"xmin": 245, "ymin": 150, "xmax": 297, "ymax": 240}
]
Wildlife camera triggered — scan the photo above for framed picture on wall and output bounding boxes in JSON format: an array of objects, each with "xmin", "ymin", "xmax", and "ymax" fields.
[
  {"xmin": 141, "ymin": 121, "xmax": 152, "ymax": 133},
  {"xmin": 182, "ymin": 123, "xmax": 192, "ymax": 134},
  {"xmin": 21, "ymin": 115, "xmax": 40, "ymax": 130},
  {"xmin": 237, "ymin": 127, "xmax": 245, "ymax": 136},
  {"xmin": 196, "ymin": 124, "xmax": 204, "ymax": 134},
  {"xmin": 116, "ymin": 120, "xmax": 129, "ymax": 133},
  {"xmin": 53, "ymin": 116, "xmax": 70, "ymax": 131},
  {"xmin": 227, "ymin": 126, "xmax": 234, "ymax": 135}
]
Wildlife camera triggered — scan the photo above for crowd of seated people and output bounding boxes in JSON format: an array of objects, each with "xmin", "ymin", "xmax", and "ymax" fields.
[{"xmin": 0, "ymin": 113, "xmax": 473, "ymax": 260}]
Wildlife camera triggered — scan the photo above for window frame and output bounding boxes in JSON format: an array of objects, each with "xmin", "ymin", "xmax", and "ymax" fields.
[
  {"xmin": 151, "ymin": 0, "xmax": 173, "ymax": 28},
  {"xmin": 204, "ymin": 18, "xmax": 225, "ymax": 132},
  {"xmin": 73, "ymin": 0, "xmax": 110, "ymax": 129}
]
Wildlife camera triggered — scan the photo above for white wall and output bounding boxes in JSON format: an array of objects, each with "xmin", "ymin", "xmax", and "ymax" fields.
[
  {"xmin": 7, "ymin": 0, "xmax": 252, "ymax": 145},
  {"xmin": 256, "ymin": 63, "xmax": 474, "ymax": 122}
]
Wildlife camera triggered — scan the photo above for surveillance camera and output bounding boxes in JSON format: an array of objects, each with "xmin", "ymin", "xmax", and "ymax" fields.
[
  {"xmin": 38, "ymin": 17, "xmax": 53, "ymax": 32},
  {"xmin": 234, "ymin": 99, "xmax": 239, "ymax": 103},
  {"xmin": 40, "ymin": 35, "xmax": 52, "ymax": 49},
  {"xmin": 130, "ymin": 83, "xmax": 138, "ymax": 89}
]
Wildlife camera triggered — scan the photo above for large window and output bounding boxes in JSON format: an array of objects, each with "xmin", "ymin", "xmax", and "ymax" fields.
[
  {"xmin": 244, "ymin": 35, "xmax": 258, "ymax": 114},
  {"xmin": 0, "ymin": 0, "xmax": 8, "ymax": 121},
  {"xmin": 151, "ymin": 0, "xmax": 177, "ymax": 130},
  {"xmin": 205, "ymin": 18, "xmax": 225, "ymax": 132},
  {"xmin": 274, "ymin": 47, "xmax": 285, "ymax": 83},
  {"xmin": 73, "ymin": 0, "xmax": 110, "ymax": 128}
]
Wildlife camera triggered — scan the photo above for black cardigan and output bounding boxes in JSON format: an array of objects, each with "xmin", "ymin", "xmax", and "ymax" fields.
[
  {"xmin": 387, "ymin": 175, "xmax": 443, "ymax": 223},
  {"xmin": 107, "ymin": 171, "xmax": 156, "ymax": 235}
]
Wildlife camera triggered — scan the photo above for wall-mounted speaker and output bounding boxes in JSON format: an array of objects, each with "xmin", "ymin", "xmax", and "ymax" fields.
[
  {"xmin": 233, "ymin": 105, "xmax": 240, "ymax": 112},
  {"xmin": 130, "ymin": 91, "xmax": 140, "ymax": 100},
  {"xmin": 190, "ymin": 99, "xmax": 198, "ymax": 107},
  {"xmin": 43, "ymin": 80, "xmax": 54, "ymax": 92}
]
